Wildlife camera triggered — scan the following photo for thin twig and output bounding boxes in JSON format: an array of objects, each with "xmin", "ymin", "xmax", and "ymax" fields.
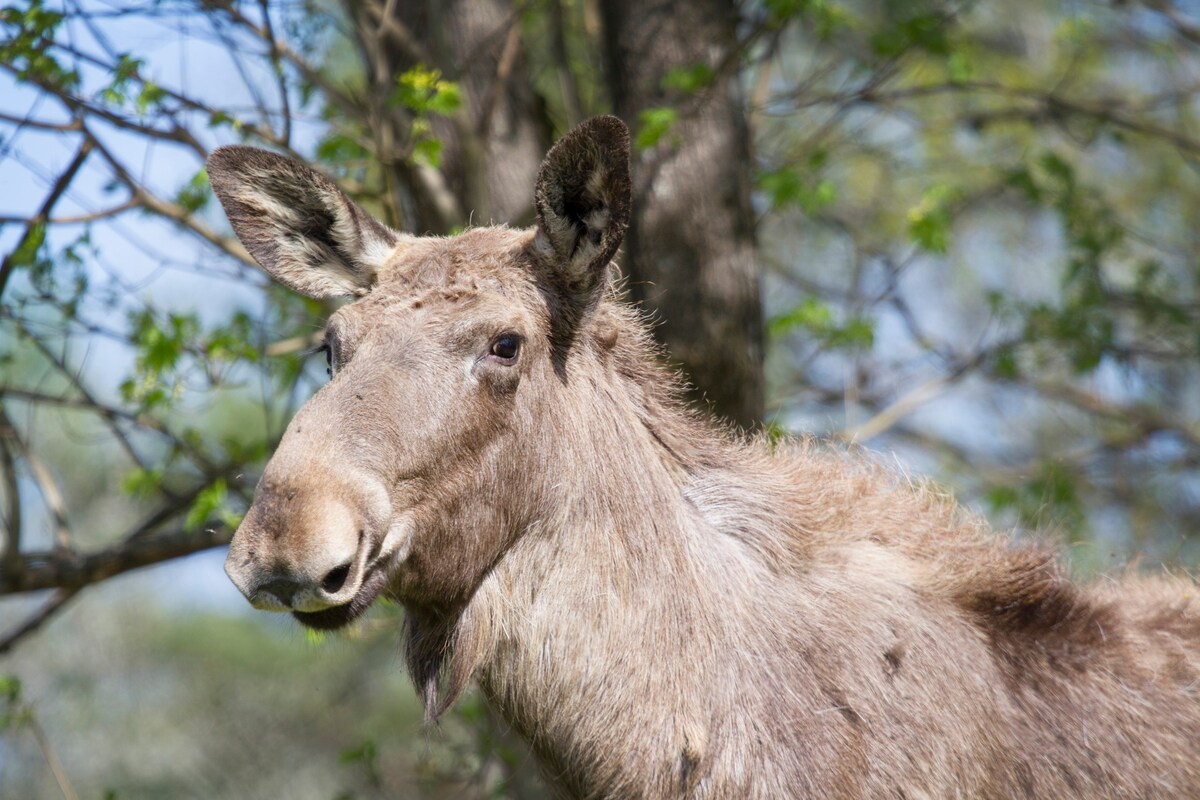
[
  {"xmin": 549, "ymin": 0, "xmax": 585, "ymax": 125},
  {"xmin": 0, "ymin": 139, "xmax": 92, "ymax": 299},
  {"xmin": 0, "ymin": 407, "xmax": 21, "ymax": 573},
  {"xmin": 13, "ymin": 319, "xmax": 150, "ymax": 474},
  {"xmin": 476, "ymin": 18, "xmax": 523, "ymax": 138},
  {"xmin": 843, "ymin": 375, "xmax": 951, "ymax": 443},
  {"xmin": 0, "ymin": 199, "xmax": 137, "ymax": 226},
  {"xmin": 0, "ymin": 587, "xmax": 79, "ymax": 654},
  {"xmin": 83, "ymin": 130, "xmax": 255, "ymax": 266},
  {"xmin": 3, "ymin": 421, "xmax": 73, "ymax": 550},
  {"xmin": 258, "ymin": 0, "xmax": 291, "ymax": 145},
  {"xmin": 28, "ymin": 714, "xmax": 81, "ymax": 800}
]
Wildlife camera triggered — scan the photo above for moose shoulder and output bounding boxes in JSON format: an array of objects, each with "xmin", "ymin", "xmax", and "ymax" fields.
[{"xmin": 208, "ymin": 116, "xmax": 1200, "ymax": 799}]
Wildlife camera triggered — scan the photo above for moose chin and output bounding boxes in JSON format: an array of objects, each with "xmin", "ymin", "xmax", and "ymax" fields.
[{"xmin": 207, "ymin": 116, "xmax": 1200, "ymax": 799}]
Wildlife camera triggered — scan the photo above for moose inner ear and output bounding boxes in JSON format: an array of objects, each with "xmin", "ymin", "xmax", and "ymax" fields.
[
  {"xmin": 207, "ymin": 146, "xmax": 400, "ymax": 299},
  {"xmin": 534, "ymin": 115, "xmax": 632, "ymax": 304}
]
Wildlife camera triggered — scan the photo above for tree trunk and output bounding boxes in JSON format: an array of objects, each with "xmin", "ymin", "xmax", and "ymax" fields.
[
  {"xmin": 365, "ymin": 0, "xmax": 550, "ymax": 230},
  {"xmin": 599, "ymin": 0, "xmax": 763, "ymax": 428}
]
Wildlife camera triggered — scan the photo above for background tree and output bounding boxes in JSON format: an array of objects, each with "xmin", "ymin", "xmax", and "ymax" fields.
[
  {"xmin": 602, "ymin": 0, "xmax": 763, "ymax": 426},
  {"xmin": 1, "ymin": 0, "xmax": 1198, "ymax": 797}
]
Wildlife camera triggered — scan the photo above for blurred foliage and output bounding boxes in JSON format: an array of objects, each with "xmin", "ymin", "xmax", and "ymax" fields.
[
  {"xmin": 1, "ymin": 0, "xmax": 1198, "ymax": 796},
  {"xmin": 750, "ymin": 0, "xmax": 1200, "ymax": 563},
  {"xmin": 3, "ymin": 596, "xmax": 536, "ymax": 798}
]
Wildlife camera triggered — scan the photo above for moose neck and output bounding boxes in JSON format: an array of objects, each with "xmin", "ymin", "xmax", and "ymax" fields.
[{"xmin": 456, "ymin": 323, "xmax": 779, "ymax": 794}]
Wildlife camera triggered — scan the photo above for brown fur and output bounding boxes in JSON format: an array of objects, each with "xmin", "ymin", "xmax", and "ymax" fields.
[{"xmin": 210, "ymin": 117, "xmax": 1200, "ymax": 798}]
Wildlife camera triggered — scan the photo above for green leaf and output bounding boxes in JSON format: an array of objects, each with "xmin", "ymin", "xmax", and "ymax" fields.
[
  {"xmin": 340, "ymin": 739, "xmax": 378, "ymax": 765},
  {"xmin": 764, "ymin": 0, "xmax": 808, "ymax": 22},
  {"xmin": 9, "ymin": 222, "xmax": 46, "ymax": 268},
  {"xmin": 0, "ymin": 675, "xmax": 20, "ymax": 703},
  {"xmin": 0, "ymin": 674, "xmax": 24, "ymax": 731},
  {"xmin": 392, "ymin": 66, "xmax": 461, "ymax": 116},
  {"xmin": 204, "ymin": 311, "xmax": 258, "ymax": 365},
  {"xmin": 123, "ymin": 467, "xmax": 165, "ymax": 500},
  {"xmin": 871, "ymin": 11, "xmax": 950, "ymax": 58},
  {"xmin": 829, "ymin": 317, "xmax": 875, "ymax": 348},
  {"xmin": 769, "ymin": 297, "xmax": 833, "ymax": 336},
  {"xmin": 662, "ymin": 64, "xmax": 715, "ymax": 93},
  {"xmin": 425, "ymin": 82, "xmax": 461, "ymax": 115},
  {"xmin": 758, "ymin": 168, "xmax": 836, "ymax": 214},
  {"xmin": 113, "ymin": 53, "xmax": 142, "ymax": 83},
  {"xmin": 947, "ymin": 51, "xmax": 973, "ymax": 82},
  {"xmin": 1005, "ymin": 167, "xmax": 1041, "ymax": 202},
  {"xmin": 986, "ymin": 461, "xmax": 1084, "ymax": 536},
  {"xmin": 770, "ymin": 297, "xmax": 873, "ymax": 349},
  {"xmin": 184, "ymin": 478, "xmax": 228, "ymax": 532},
  {"xmin": 315, "ymin": 132, "xmax": 368, "ymax": 165},
  {"xmin": 635, "ymin": 107, "xmax": 679, "ymax": 150},
  {"xmin": 135, "ymin": 81, "xmax": 167, "ymax": 114},
  {"xmin": 758, "ymin": 168, "xmax": 805, "ymax": 210},
  {"xmin": 413, "ymin": 136, "xmax": 443, "ymax": 168},
  {"xmin": 175, "ymin": 168, "xmax": 209, "ymax": 213},
  {"xmin": 992, "ymin": 347, "xmax": 1019, "ymax": 379},
  {"xmin": 907, "ymin": 184, "xmax": 958, "ymax": 254}
]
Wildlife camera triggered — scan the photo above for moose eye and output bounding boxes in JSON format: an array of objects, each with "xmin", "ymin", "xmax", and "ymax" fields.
[
  {"xmin": 311, "ymin": 342, "xmax": 333, "ymax": 377},
  {"xmin": 489, "ymin": 334, "xmax": 521, "ymax": 363}
]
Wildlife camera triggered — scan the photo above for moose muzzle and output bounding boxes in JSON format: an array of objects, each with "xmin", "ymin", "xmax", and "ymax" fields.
[{"xmin": 224, "ymin": 474, "xmax": 394, "ymax": 615}]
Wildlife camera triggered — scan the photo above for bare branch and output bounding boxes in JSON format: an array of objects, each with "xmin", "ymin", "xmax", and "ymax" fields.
[
  {"xmin": 1140, "ymin": 0, "xmax": 1200, "ymax": 47},
  {"xmin": 0, "ymin": 60, "xmax": 208, "ymax": 158},
  {"xmin": 84, "ymin": 131, "xmax": 255, "ymax": 267},
  {"xmin": 0, "ymin": 138, "xmax": 92, "ymax": 299},
  {"xmin": 360, "ymin": 0, "xmax": 434, "ymax": 65},
  {"xmin": 476, "ymin": 16, "xmax": 522, "ymax": 138},
  {"xmin": 0, "ymin": 525, "xmax": 232, "ymax": 594},
  {"xmin": 258, "ymin": 0, "xmax": 292, "ymax": 145},
  {"xmin": 0, "ymin": 199, "xmax": 137, "ymax": 226},
  {"xmin": 548, "ymin": 0, "xmax": 585, "ymax": 125},
  {"xmin": 0, "ymin": 110, "xmax": 82, "ymax": 132},
  {"xmin": 0, "ymin": 407, "xmax": 21, "ymax": 573},
  {"xmin": 786, "ymin": 79, "xmax": 1200, "ymax": 157},
  {"xmin": 28, "ymin": 712, "xmax": 81, "ymax": 800},
  {"xmin": 1028, "ymin": 379, "xmax": 1200, "ymax": 449},
  {"xmin": 206, "ymin": 0, "xmax": 363, "ymax": 122},
  {"xmin": 13, "ymin": 319, "xmax": 151, "ymax": 475},
  {"xmin": 843, "ymin": 375, "xmax": 952, "ymax": 443},
  {"xmin": 0, "ymin": 587, "xmax": 79, "ymax": 655},
  {"xmin": 0, "ymin": 405, "xmax": 72, "ymax": 550}
]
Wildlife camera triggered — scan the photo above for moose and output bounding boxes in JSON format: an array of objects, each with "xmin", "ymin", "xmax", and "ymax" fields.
[{"xmin": 209, "ymin": 116, "xmax": 1200, "ymax": 798}]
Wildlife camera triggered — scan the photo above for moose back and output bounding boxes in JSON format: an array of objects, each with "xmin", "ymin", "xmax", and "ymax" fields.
[{"xmin": 208, "ymin": 116, "xmax": 1200, "ymax": 798}]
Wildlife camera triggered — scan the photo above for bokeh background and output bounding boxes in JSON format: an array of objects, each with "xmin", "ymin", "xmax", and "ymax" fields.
[{"xmin": 2, "ymin": 0, "xmax": 1198, "ymax": 797}]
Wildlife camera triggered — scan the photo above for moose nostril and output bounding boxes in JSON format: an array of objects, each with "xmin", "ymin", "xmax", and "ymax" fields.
[
  {"xmin": 259, "ymin": 577, "xmax": 300, "ymax": 606},
  {"xmin": 321, "ymin": 563, "xmax": 352, "ymax": 595}
]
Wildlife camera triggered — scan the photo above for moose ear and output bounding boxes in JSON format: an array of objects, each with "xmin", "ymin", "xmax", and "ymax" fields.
[
  {"xmin": 533, "ymin": 115, "xmax": 631, "ymax": 301},
  {"xmin": 207, "ymin": 146, "xmax": 399, "ymax": 299}
]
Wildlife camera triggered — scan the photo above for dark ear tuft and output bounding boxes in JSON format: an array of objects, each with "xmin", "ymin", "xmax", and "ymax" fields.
[
  {"xmin": 207, "ymin": 146, "xmax": 400, "ymax": 299},
  {"xmin": 533, "ymin": 115, "xmax": 631, "ymax": 301}
]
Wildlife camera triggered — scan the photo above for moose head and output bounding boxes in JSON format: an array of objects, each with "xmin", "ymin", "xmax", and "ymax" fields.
[{"xmin": 210, "ymin": 116, "xmax": 632, "ymax": 629}]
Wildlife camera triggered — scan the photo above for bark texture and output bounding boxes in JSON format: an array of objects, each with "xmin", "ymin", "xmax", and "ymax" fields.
[
  {"xmin": 600, "ymin": 0, "xmax": 763, "ymax": 428},
  {"xmin": 348, "ymin": 0, "xmax": 550, "ymax": 232}
]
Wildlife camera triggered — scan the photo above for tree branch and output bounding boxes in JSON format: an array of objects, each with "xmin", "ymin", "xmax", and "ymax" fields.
[
  {"xmin": 0, "ymin": 404, "xmax": 72, "ymax": 550},
  {"xmin": 0, "ymin": 525, "xmax": 232, "ymax": 594},
  {"xmin": 0, "ymin": 138, "xmax": 92, "ymax": 299},
  {"xmin": 84, "ymin": 131, "xmax": 255, "ymax": 267},
  {"xmin": 0, "ymin": 587, "xmax": 79, "ymax": 654},
  {"xmin": 0, "ymin": 407, "xmax": 21, "ymax": 573}
]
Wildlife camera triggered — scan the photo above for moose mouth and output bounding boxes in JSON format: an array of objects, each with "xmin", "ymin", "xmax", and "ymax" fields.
[{"xmin": 291, "ymin": 560, "xmax": 392, "ymax": 631}]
